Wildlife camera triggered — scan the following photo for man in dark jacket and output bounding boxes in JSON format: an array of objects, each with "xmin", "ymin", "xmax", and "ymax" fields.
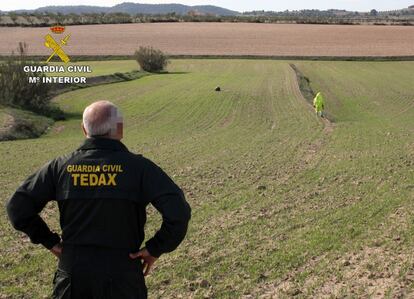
[{"xmin": 6, "ymin": 100, "xmax": 191, "ymax": 299}]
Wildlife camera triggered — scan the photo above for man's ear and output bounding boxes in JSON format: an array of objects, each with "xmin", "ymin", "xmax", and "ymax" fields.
[
  {"xmin": 117, "ymin": 122, "xmax": 123, "ymax": 140},
  {"xmin": 81, "ymin": 123, "xmax": 88, "ymax": 137}
]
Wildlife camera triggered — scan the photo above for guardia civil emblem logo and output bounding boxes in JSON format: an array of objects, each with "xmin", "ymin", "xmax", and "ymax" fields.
[{"xmin": 44, "ymin": 26, "xmax": 71, "ymax": 63}]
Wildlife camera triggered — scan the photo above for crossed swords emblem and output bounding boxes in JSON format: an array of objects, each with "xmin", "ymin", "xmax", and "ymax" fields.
[{"xmin": 44, "ymin": 33, "xmax": 71, "ymax": 63}]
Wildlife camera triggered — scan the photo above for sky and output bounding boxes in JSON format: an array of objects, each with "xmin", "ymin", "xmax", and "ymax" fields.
[{"xmin": 0, "ymin": 0, "xmax": 413, "ymax": 12}]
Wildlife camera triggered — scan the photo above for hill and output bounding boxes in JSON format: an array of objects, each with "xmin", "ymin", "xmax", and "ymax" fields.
[
  {"xmin": 0, "ymin": 59, "xmax": 413, "ymax": 297},
  {"xmin": 32, "ymin": 5, "xmax": 109, "ymax": 14},
  {"xmin": 13, "ymin": 2, "xmax": 239, "ymax": 16}
]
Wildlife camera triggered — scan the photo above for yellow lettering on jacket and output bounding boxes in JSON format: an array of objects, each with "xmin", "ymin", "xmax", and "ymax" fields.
[
  {"xmin": 89, "ymin": 173, "xmax": 98, "ymax": 186},
  {"xmin": 67, "ymin": 164, "xmax": 123, "ymax": 187},
  {"xmin": 107, "ymin": 173, "xmax": 117, "ymax": 186},
  {"xmin": 98, "ymin": 173, "xmax": 106, "ymax": 186},
  {"xmin": 72, "ymin": 173, "xmax": 80, "ymax": 186},
  {"xmin": 80, "ymin": 174, "xmax": 89, "ymax": 186}
]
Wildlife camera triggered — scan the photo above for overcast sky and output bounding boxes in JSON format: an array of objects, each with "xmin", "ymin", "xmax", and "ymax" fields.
[{"xmin": 1, "ymin": 0, "xmax": 412, "ymax": 12}]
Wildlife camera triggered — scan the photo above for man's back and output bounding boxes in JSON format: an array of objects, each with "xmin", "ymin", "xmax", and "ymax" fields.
[
  {"xmin": 7, "ymin": 101, "xmax": 191, "ymax": 298},
  {"xmin": 57, "ymin": 138, "xmax": 148, "ymax": 251}
]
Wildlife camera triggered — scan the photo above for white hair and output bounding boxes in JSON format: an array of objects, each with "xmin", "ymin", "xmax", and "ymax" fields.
[{"xmin": 82, "ymin": 101, "xmax": 123, "ymax": 137}]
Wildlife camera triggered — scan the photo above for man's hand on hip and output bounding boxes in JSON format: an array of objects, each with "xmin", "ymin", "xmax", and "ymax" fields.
[
  {"xmin": 50, "ymin": 242, "xmax": 63, "ymax": 259},
  {"xmin": 129, "ymin": 247, "xmax": 158, "ymax": 276}
]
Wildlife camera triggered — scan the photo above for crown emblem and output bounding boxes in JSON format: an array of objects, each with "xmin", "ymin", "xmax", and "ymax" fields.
[{"xmin": 50, "ymin": 26, "xmax": 65, "ymax": 34}]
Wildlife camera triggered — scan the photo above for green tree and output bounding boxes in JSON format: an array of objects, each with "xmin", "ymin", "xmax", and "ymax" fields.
[
  {"xmin": 0, "ymin": 43, "xmax": 63, "ymax": 119},
  {"xmin": 9, "ymin": 12, "xmax": 18, "ymax": 24},
  {"xmin": 134, "ymin": 46, "xmax": 169, "ymax": 72}
]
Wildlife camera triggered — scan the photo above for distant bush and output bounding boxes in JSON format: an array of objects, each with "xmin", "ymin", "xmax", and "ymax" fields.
[
  {"xmin": 134, "ymin": 46, "xmax": 169, "ymax": 72},
  {"xmin": 0, "ymin": 42, "xmax": 64, "ymax": 119}
]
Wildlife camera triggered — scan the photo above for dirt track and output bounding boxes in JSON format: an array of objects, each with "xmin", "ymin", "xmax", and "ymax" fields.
[{"xmin": 1, "ymin": 23, "xmax": 414, "ymax": 57}]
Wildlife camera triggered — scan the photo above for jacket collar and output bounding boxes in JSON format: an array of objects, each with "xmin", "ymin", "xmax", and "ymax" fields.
[{"xmin": 78, "ymin": 137, "xmax": 129, "ymax": 152}]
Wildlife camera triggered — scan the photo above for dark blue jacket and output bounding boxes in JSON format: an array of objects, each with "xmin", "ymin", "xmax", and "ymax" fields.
[{"xmin": 7, "ymin": 138, "xmax": 191, "ymax": 258}]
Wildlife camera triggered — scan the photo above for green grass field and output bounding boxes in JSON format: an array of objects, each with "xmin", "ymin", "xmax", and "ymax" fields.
[
  {"xmin": 0, "ymin": 59, "xmax": 413, "ymax": 298},
  {"xmin": 0, "ymin": 106, "xmax": 54, "ymax": 141},
  {"xmin": 48, "ymin": 60, "xmax": 138, "ymax": 77}
]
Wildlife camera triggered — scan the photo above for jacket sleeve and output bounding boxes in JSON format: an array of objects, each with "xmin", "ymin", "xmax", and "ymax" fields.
[
  {"xmin": 6, "ymin": 160, "xmax": 61, "ymax": 249},
  {"xmin": 140, "ymin": 158, "xmax": 191, "ymax": 258}
]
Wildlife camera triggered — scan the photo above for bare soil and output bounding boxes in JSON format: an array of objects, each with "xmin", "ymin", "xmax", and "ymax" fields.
[{"xmin": 0, "ymin": 23, "xmax": 413, "ymax": 56}]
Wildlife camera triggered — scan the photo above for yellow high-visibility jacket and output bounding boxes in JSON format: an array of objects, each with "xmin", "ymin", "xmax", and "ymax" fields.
[{"xmin": 313, "ymin": 92, "xmax": 325, "ymax": 111}]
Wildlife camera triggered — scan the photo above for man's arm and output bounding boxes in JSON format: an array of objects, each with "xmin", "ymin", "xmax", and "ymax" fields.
[
  {"xmin": 145, "ymin": 188, "xmax": 191, "ymax": 257},
  {"xmin": 140, "ymin": 158, "xmax": 191, "ymax": 258},
  {"xmin": 6, "ymin": 161, "xmax": 60, "ymax": 250}
]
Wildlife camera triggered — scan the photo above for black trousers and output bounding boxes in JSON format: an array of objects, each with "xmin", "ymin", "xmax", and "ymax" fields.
[{"xmin": 52, "ymin": 245, "xmax": 147, "ymax": 299}]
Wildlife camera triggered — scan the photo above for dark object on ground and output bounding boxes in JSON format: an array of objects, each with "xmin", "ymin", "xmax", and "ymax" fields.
[{"xmin": 215, "ymin": 86, "xmax": 221, "ymax": 91}]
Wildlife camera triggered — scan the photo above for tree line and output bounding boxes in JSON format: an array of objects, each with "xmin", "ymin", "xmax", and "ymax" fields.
[{"xmin": 0, "ymin": 10, "xmax": 413, "ymax": 26}]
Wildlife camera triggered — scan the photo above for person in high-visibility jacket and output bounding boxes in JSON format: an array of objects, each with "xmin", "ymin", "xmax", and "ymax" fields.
[{"xmin": 313, "ymin": 92, "xmax": 325, "ymax": 117}]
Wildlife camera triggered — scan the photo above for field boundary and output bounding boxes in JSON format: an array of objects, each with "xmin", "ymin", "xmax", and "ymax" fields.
[
  {"xmin": 0, "ymin": 70, "xmax": 150, "ymax": 141},
  {"xmin": 172, "ymin": 55, "xmax": 414, "ymax": 62},
  {"xmin": 289, "ymin": 63, "xmax": 335, "ymax": 124},
  {"xmin": 2, "ymin": 55, "xmax": 414, "ymax": 62},
  {"xmin": 0, "ymin": 107, "xmax": 53, "ymax": 141},
  {"xmin": 49, "ymin": 70, "xmax": 150, "ymax": 96}
]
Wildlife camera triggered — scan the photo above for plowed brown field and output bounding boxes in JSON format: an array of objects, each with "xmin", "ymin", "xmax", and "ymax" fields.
[{"xmin": 1, "ymin": 22, "xmax": 414, "ymax": 57}]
